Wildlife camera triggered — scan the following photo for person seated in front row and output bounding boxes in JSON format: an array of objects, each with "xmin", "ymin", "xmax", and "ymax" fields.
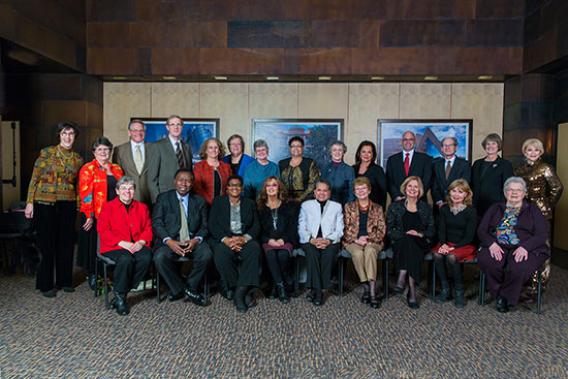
[
  {"xmin": 477, "ymin": 176, "xmax": 549, "ymax": 313},
  {"xmin": 97, "ymin": 176, "xmax": 153, "ymax": 316},
  {"xmin": 298, "ymin": 179, "xmax": 344, "ymax": 306},
  {"xmin": 387, "ymin": 176, "xmax": 434, "ymax": 309},
  {"xmin": 152, "ymin": 169, "xmax": 212, "ymax": 306},
  {"xmin": 257, "ymin": 176, "xmax": 298, "ymax": 304},
  {"xmin": 342, "ymin": 177, "xmax": 386, "ymax": 309},
  {"xmin": 209, "ymin": 175, "xmax": 261, "ymax": 313},
  {"xmin": 432, "ymin": 179, "xmax": 477, "ymax": 308}
]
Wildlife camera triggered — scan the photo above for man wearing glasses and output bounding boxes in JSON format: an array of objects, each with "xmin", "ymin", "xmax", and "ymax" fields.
[
  {"xmin": 431, "ymin": 136, "xmax": 471, "ymax": 208},
  {"xmin": 148, "ymin": 115, "xmax": 193, "ymax": 203}
]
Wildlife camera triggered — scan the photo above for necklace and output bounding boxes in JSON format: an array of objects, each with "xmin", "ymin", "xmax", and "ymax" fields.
[{"xmin": 57, "ymin": 145, "xmax": 73, "ymax": 159}]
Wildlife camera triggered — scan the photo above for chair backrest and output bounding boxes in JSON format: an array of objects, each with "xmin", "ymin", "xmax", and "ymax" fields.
[{"xmin": 0, "ymin": 211, "xmax": 32, "ymax": 236}]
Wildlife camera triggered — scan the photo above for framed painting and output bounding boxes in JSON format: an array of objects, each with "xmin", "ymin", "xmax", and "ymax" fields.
[
  {"xmin": 377, "ymin": 119, "xmax": 473, "ymax": 167},
  {"xmin": 135, "ymin": 118, "xmax": 219, "ymax": 163},
  {"xmin": 252, "ymin": 119, "xmax": 343, "ymax": 168}
]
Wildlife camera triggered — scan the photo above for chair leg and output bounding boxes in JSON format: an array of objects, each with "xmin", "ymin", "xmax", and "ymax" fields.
[
  {"xmin": 103, "ymin": 263, "xmax": 110, "ymax": 309},
  {"xmin": 536, "ymin": 271, "xmax": 542, "ymax": 314},
  {"xmin": 338, "ymin": 258, "xmax": 344, "ymax": 296},
  {"xmin": 94, "ymin": 256, "xmax": 99, "ymax": 298},
  {"xmin": 156, "ymin": 272, "xmax": 161, "ymax": 304},
  {"xmin": 478, "ymin": 271, "xmax": 485, "ymax": 305},
  {"xmin": 204, "ymin": 271, "xmax": 209, "ymax": 302}
]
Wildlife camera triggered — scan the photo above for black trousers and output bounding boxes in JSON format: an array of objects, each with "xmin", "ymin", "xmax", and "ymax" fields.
[
  {"xmin": 264, "ymin": 248, "xmax": 291, "ymax": 284},
  {"xmin": 154, "ymin": 242, "xmax": 213, "ymax": 294},
  {"xmin": 303, "ymin": 243, "xmax": 340, "ymax": 290},
  {"xmin": 35, "ymin": 201, "xmax": 76, "ymax": 292},
  {"xmin": 103, "ymin": 247, "xmax": 152, "ymax": 294},
  {"xmin": 212, "ymin": 240, "xmax": 260, "ymax": 288},
  {"xmin": 77, "ymin": 213, "xmax": 98, "ymax": 275}
]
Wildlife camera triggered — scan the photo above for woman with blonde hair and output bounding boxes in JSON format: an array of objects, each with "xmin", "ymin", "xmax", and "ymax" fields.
[{"xmin": 432, "ymin": 179, "xmax": 477, "ymax": 308}]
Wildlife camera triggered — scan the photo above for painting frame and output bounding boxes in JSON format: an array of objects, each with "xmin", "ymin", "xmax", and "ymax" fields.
[
  {"xmin": 251, "ymin": 118, "xmax": 344, "ymax": 168},
  {"xmin": 133, "ymin": 117, "xmax": 219, "ymax": 163},
  {"xmin": 377, "ymin": 119, "xmax": 473, "ymax": 167}
]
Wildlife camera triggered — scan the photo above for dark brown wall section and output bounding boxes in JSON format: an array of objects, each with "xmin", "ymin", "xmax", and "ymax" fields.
[{"xmin": 86, "ymin": 0, "xmax": 524, "ymax": 76}]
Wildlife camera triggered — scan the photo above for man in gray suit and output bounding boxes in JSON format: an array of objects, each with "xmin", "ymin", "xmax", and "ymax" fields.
[
  {"xmin": 148, "ymin": 115, "xmax": 192, "ymax": 203},
  {"xmin": 113, "ymin": 119, "xmax": 153, "ymax": 205}
]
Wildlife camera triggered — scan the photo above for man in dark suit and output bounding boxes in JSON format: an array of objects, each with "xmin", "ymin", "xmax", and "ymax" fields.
[
  {"xmin": 152, "ymin": 169, "xmax": 212, "ymax": 306},
  {"xmin": 431, "ymin": 136, "xmax": 472, "ymax": 208},
  {"xmin": 386, "ymin": 131, "xmax": 432, "ymax": 201},
  {"xmin": 148, "ymin": 115, "xmax": 192, "ymax": 203},
  {"xmin": 113, "ymin": 119, "xmax": 153, "ymax": 205}
]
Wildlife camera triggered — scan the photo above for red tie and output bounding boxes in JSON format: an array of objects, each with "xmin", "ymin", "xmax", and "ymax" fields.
[{"xmin": 404, "ymin": 153, "xmax": 410, "ymax": 176}]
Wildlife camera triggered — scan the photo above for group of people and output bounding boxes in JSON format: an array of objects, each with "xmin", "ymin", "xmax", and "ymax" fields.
[{"xmin": 25, "ymin": 115, "xmax": 563, "ymax": 316}]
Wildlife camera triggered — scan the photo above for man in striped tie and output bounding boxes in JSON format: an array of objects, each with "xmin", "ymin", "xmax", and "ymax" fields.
[{"xmin": 148, "ymin": 115, "xmax": 193, "ymax": 203}]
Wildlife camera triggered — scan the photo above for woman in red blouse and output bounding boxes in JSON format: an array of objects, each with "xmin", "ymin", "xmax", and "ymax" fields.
[
  {"xmin": 193, "ymin": 138, "xmax": 231, "ymax": 205},
  {"xmin": 97, "ymin": 176, "xmax": 153, "ymax": 315}
]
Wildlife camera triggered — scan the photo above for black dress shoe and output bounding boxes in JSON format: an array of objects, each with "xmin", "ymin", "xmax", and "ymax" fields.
[
  {"xmin": 407, "ymin": 294, "xmax": 419, "ymax": 309},
  {"xmin": 276, "ymin": 283, "xmax": 290, "ymax": 304},
  {"xmin": 245, "ymin": 288, "xmax": 257, "ymax": 308},
  {"xmin": 454, "ymin": 288, "xmax": 465, "ymax": 309},
  {"xmin": 496, "ymin": 296, "xmax": 509, "ymax": 313},
  {"xmin": 111, "ymin": 294, "xmax": 130, "ymax": 316},
  {"xmin": 168, "ymin": 291, "xmax": 184, "ymax": 302},
  {"xmin": 184, "ymin": 288, "xmax": 210, "ymax": 307},
  {"xmin": 88, "ymin": 275, "xmax": 97, "ymax": 291},
  {"xmin": 369, "ymin": 296, "xmax": 380, "ymax": 309},
  {"xmin": 434, "ymin": 287, "xmax": 450, "ymax": 304},
  {"xmin": 234, "ymin": 287, "xmax": 248, "ymax": 313},
  {"xmin": 361, "ymin": 291, "xmax": 371, "ymax": 304},
  {"xmin": 306, "ymin": 289, "xmax": 315, "ymax": 302},
  {"xmin": 42, "ymin": 289, "xmax": 57, "ymax": 298},
  {"xmin": 221, "ymin": 288, "xmax": 234, "ymax": 301},
  {"xmin": 313, "ymin": 290, "xmax": 323, "ymax": 306}
]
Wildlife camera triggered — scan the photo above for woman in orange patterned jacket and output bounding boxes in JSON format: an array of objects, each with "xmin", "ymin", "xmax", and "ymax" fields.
[{"xmin": 78, "ymin": 137, "xmax": 123, "ymax": 289}]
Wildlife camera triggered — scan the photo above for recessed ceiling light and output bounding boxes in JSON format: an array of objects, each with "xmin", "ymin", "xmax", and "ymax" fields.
[
  {"xmin": 266, "ymin": 76, "xmax": 279, "ymax": 81},
  {"xmin": 478, "ymin": 75, "xmax": 493, "ymax": 80},
  {"xmin": 162, "ymin": 76, "xmax": 177, "ymax": 80},
  {"xmin": 318, "ymin": 76, "xmax": 332, "ymax": 81},
  {"xmin": 214, "ymin": 76, "xmax": 228, "ymax": 80},
  {"xmin": 371, "ymin": 76, "xmax": 385, "ymax": 80},
  {"xmin": 112, "ymin": 76, "xmax": 127, "ymax": 80},
  {"xmin": 424, "ymin": 76, "xmax": 438, "ymax": 81}
]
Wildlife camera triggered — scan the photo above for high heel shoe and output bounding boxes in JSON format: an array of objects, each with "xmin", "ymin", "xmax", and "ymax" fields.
[
  {"xmin": 276, "ymin": 283, "xmax": 289, "ymax": 304},
  {"xmin": 406, "ymin": 293, "xmax": 419, "ymax": 309},
  {"xmin": 393, "ymin": 284, "xmax": 405, "ymax": 294},
  {"xmin": 369, "ymin": 296, "xmax": 380, "ymax": 309}
]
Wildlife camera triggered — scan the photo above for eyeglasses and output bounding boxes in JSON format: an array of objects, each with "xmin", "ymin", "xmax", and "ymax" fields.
[
  {"xmin": 227, "ymin": 183, "xmax": 242, "ymax": 188},
  {"xmin": 290, "ymin": 144, "xmax": 303, "ymax": 148}
]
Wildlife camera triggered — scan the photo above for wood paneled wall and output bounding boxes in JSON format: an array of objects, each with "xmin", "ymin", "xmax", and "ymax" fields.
[
  {"xmin": 104, "ymin": 82, "xmax": 503, "ymax": 163},
  {"xmin": 86, "ymin": 0, "xmax": 523, "ymax": 76}
]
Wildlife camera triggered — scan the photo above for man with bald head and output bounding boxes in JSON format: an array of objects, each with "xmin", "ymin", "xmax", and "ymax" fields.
[{"xmin": 386, "ymin": 131, "xmax": 432, "ymax": 201}]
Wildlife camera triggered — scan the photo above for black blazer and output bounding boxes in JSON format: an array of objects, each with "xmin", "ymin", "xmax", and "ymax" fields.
[
  {"xmin": 152, "ymin": 190, "xmax": 208, "ymax": 246},
  {"xmin": 431, "ymin": 156, "xmax": 471, "ymax": 203},
  {"xmin": 386, "ymin": 151, "xmax": 432, "ymax": 200},
  {"xmin": 353, "ymin": 163, "xmax": 388, "ymax": 209},
  {"xmin": 208, "ymin": 195, "xmax": 260, "ymax": 242},
  {"xmin": 258, "ymin": 202, "xmax": 299, "ymax": 245},
  {"xmin": 471, "ymin": 157, "xmax": 513, "ymax": 216}
]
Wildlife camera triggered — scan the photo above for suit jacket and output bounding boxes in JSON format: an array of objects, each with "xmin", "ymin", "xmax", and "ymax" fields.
[
  {"xmin": 386, "ymin": 151, "xmax": 432, "ymax": 200},
  {"xmin": 208, "ymin": 195, "xmax": 260, "ymax": 242},
  {"xmin": 471, "ymin": 157, "xmax": 513, "ymax": 216},
  {"xmin": 298, "ymin": 199, "xmax": 344, "ymax": 244},
  {"xmin": 147, "ymin": 138, "xmax": 192, "ymax": 203},
  {"xmin": 152, "ymin": 190, "xmax": 208, "ymax": 247},
  {"xmin": 431, "ymin": 156, "xmax": 471, "ymax": 203},
  {"xmin": 342, "ymin": 200, "xmax": 385, "ymax": 247},
  {"xmin": 113, "ymin": 141, "xmax": 153, "ymax": 204}
]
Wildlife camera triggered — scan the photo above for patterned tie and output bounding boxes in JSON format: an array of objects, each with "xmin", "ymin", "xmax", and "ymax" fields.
[
  {"xmin": 176, "ymin": 141, "xmax": 185, "ymax": 168},
  {"xmin": 134, "ymin": 144, "xmax": 143, "ymax": 174},
  {"xmin": 403, "ymin": 153, "xmax": 410, "ymax": 176},
  {"xmin": 179, "ymin": 199, "xmax": 190, "ymax": 242},
  {"xmin": 445, "ymin": 160, "xmax": 452, "ymax": 179}
]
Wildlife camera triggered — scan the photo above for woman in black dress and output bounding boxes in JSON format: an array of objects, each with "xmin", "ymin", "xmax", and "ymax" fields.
[
  {"xmin": 387, "ymin": 176, "xmax": 434, "ymax": 309},
  {"xmin": 353, "ymin": 141, "xmax": 388, "ymax": 209},
  {"xmin": 471, "ymin": 133, "xmax": 513, "ymax": 217},
  {"xmin": 257, "ymin": 176, "xmax": 298, "ymax": 303}
]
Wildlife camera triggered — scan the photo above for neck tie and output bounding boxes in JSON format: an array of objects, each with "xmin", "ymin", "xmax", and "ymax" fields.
[
  {"xmin": 134, "ymin": 144, "xmax": 143, "ymax": 174},
  {"xmin": 179, "ymin": 199, "xmax": 190, "ymax": 242},
  {"xmin": 445, "ymin": 160, "xmax": 452, "ymax": 179},
  {"xmin": 403, "ymin": 153, "xmax": 410, "ymax": 176},
  {"xmin": 176, "ymin": 141, "xmax": 185, "ymax": 168}
]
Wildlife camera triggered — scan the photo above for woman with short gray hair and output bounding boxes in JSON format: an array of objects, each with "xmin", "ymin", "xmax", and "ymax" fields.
[
  {"xmin": 243, "ymin": 139, "xmax": 280, "ymax": 199},
  {"xmin": 477, "ymin": 176, "xmax": 549, "ymax": 313},
  {"xmin": 320, "ymin": 140, "xmax": 355, "ymax": 205}
]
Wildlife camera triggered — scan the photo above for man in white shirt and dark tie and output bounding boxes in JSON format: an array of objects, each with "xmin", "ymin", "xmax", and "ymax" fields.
[{"xmin": 431, "ymin": 136, "xmax": 471, "ymax": 208}]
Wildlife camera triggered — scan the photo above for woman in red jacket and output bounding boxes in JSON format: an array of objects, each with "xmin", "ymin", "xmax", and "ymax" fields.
[
  {"xmin": 193, "ymin": 138, "xmax": 231, "ymax": 205},
  {"xmin": 97, "ymin": 176, "xmax": 153, "ymax": 316}
]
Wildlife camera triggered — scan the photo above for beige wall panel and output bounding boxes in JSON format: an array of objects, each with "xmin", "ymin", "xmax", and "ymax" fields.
[
  {"xmin": 399, "ymin": 83, "xmax": 451, "ymax": 119},
  {"xmin": 451, "ymin": 83, "xmax": 504, "ymax": 160},
  {"xmin": 249, "ymin": 83, "xmax": 299, "ymax": 119},
  {"xmin": 347, "ymin": 83, "xmax": 400, "ymax": 164},
  {"xmin": 199, "ymin": 83, "xmax": 250, "ymax": 153},
  {"xmin": 554, "ymin": 123, "xmax": 568, "ymax": 250},
  {"xmin": 104, "ymin": 83, "xmax": 151, "ymax": 146},
  {"xmin": 298, "ymin": 84, "xmax": 349, "ymax": 119},
  {"xmin": 150, "ymin": 83, "xmax": 200, "ymax": 118}
]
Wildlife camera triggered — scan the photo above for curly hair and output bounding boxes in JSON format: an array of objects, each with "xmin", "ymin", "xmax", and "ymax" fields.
[
  {"xmin": 257, "ymin": 176, "xmax": 288, "ymax": 209},
  {"xmin": 198, "ymin": 137, "xmax": 226, "ymax": 160}
]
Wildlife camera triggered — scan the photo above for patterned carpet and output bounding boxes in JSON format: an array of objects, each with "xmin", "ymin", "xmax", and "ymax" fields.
[{"xmin": 1, "ymin": 265, "xmax": 568, "ymax": 379}]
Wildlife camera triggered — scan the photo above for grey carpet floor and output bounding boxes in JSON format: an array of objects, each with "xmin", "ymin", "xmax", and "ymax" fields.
[{"xmin": 1, "ymin": 267, "xmax": 568, "ymax": 379}]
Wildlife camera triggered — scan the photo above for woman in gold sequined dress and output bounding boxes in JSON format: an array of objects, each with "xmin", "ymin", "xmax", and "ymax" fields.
[{"xmin": 515, "ymin": 138, "xmax": 564, "ymax": 292}]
